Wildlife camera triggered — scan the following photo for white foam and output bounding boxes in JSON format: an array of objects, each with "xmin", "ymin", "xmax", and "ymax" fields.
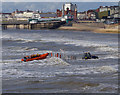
[
  {"xmin": 2, "ymin": 34, "xmax": 12, "ymax": 39},
  {"xmin": 102, "ymin": 55, "xmax": 118, "ymax": 59},
  {"xmin": 3, "ymin": 32, "xmax": 118, "ymax": 53},
  {"xmin": 94, "ymin": 66, "xmax": 117, "ymax": 73},
  {"xmin": 47, "ymin": 57, "xmax": 69, "ymax": 65},
  {"xmin": 96, "ymin": 46, "xmax": 118, "ymax": 52},
  {"xmin": 2, "ymin": 33, "xmax": 43, "ymax": 43},
  {"xmin": 33, "ymin": 57, "xmax": 70, "ymax": 66},
  {"xmin": 2, "ymin": 59, "xmax": 118, "ymax": 79},
  {"xmin": 54, "ymin": 64, "xmax": 118, "ymax": 77},
  {"xmin": 41, "ymin": 37, "xmax": 118, "ymax": 52}
]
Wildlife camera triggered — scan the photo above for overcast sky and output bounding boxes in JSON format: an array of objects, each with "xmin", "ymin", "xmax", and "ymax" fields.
[
  {"xmin": 2, "ymin": 2, "xmax": 119, "ymax": 13},
  {"xmin": 2, "ymin": 0, "xmax": 120, "ymax": 2}
]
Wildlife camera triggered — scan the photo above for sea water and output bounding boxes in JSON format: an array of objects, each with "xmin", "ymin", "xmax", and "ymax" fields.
[{"xmin": 2, "ymin": 29, "xmax": 118, "ymax": 93}]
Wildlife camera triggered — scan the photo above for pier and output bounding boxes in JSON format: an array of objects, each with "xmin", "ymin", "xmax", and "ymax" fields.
[{"xmin": 2, "ymin": 20, "xmax": 66, "ymax": 30}]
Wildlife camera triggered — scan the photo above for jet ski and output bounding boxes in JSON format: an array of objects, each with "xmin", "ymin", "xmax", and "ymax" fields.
[
  {"xmin": 82, "ymin": 52, "xmax": 98, "ymax": 60},
  {"xmin": 21, "ymin": 53, "xmax": 49, "ymax": 62}
]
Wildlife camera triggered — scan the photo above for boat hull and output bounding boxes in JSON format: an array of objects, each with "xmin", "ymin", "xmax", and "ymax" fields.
[{"xmin": 21, "ymin": 53, "xmax": 49, "ymax": 62}]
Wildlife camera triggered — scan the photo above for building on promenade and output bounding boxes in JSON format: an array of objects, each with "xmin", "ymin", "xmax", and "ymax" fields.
[
  {"xmin": 12, "ymin": 9, "xmax": 25, "ymax": 18},
  {"xmin": 96, "ymin": 6, "xmax": 119, "ymax": 19},
  {"xmin": 77, "ymin": 10, "xmax": 96, "ymax": 20},
  {"xmin": 87, "ymin": 10, "xmax": 96, "ymax": 20},
  {"xmin": 0, "ymin": 13, "xmax": 12, "ymax": 18},
  {"xmin": 77, "ymin": 12, "xmax": 86, "ymax": 20},
  {"xmin": 32, "ymin": 13, "xmax": 57, "ymax": 19},
  {"xmin": 12, "ymin": 9, "xmax": 34, "ymax": 18},
  {"xmin": 11, "ymin": 9, "xmax": 57, "ymax": 19},
  {"xmin": 56, "ymin": 3, "xmax": 77, "ymax": 20},
  {"xmin": 23, "ymin": 10, "xmax": 34, "ymax": 18},
  {"xmin": 77, "ymin": 4, "xmax": 119, "ymax": 23},
  {"xmin": 0, "ymin": 13, "xmax": 12, "ymax": 21}
]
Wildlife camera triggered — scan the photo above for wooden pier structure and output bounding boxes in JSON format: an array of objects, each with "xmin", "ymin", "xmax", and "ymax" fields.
[{"xmin": 2, "ymin": 21, "xmax": 66, "ymax": 30}]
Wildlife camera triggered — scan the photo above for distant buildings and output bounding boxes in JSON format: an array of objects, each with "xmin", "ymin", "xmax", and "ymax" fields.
[
  {"xmin": 1, "ymin": 9, "xmax": 57, "ymax": 21},
  {"xmin": 0, "ymin": 13, "xmax": 12, "ymax": 18},
  {"xmin": 56, "ymin": 3, "xmax": 77, "ymax": 20},
  {"xmin": 1, "ymin": 2, "xmax": 119, "ymax": 23},
  {"xmin": 0, "ymin": 13, "xmax": 13, "ymax": 21},
  {"xmin": 12, "ymin": 9, "xmax": 57, "ymax": 19},
  {"xmin": 12, "ymin": 9, "xmax": 34, "ymax": 18},
  {"xmin": 77, "ymin": 4, "xmax": 119, "ymax": 23},
  {"xmin": 77, "ymin": 10, "xmax": 96, "ymax": 20},
  {"xmin": 96, "ymin": 6, "xmax": 119, "ymax": 19}
]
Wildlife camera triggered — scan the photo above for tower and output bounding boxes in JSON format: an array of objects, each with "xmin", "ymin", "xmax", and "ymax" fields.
[{"xmin": 63, "ymin": 3, "xmax": 77, "ymax": 20}]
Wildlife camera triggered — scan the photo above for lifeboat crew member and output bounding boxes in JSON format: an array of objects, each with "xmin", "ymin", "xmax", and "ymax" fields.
[
  {"xmin": 31, "ymin": 55, "xmax": 34, "ymax": 58},
  {"xmin": 37, "ymin": 53, "xmax": 39, "ymax": 57}
]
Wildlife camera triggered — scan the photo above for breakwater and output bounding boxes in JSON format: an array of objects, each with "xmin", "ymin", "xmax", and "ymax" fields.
[{"xmin": 2, "ymin": 21, "xmax": 66, "ymax": 30}]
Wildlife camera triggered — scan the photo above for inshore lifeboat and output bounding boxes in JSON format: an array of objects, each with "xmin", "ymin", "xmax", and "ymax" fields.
[{"xmin": 21, "ymin": 53, "xmax": 49, "ymax": 62}]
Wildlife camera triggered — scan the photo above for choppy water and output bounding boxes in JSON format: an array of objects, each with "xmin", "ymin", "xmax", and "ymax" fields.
[{"xmin": 2, "ymin": 29, "xmax": 118, "ymax": 93}]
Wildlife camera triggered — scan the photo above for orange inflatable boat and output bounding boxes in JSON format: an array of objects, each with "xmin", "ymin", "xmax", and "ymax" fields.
[{"xmin": 21, "ymin": 53, "xmax": 49, "ymax": 62}]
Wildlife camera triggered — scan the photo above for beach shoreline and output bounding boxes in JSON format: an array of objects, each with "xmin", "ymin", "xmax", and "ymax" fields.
[{"xmin": 58, "ymin": 23, "xmax": 119, "ymax": 34}]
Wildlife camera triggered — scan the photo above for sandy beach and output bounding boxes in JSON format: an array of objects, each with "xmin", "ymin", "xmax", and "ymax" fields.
[{"xmin": 58, "ymin": 23, "xmax": 119, "ymax": 34}]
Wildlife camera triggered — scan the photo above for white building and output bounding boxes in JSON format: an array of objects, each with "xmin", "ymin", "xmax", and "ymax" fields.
[
  {"xmin": 32, "ymin": 13, "xmax": 57, "ymax": 19},
  {"xmin": 1, "ymin": 13, "xmax": 11, "ymax": 18},
  {"xmin": 14, "ymin": 13, "xmax": 24, "ymax": 18},
  {"xmin": 62, "ymin": 3, "xmax": 77, "ymax": 20},
  {"xmin": 13, "ymin": 9, "xmax": 34, "ymax": 18},
  {"xmin": 63, "ymin": 3, "xmax": 77, "ymax": 11},
  {"xmin": 110, "ymin": 6, "xmax": 119, "ymax": 15},
  {"xmin": 99, "ymin": 6, "xmax": 109, "ymax": 12},
  {"xmin": 23, "ymin": 12, "xmax": 33, "ymax": 18},
  {"xmin": 77, "ymin": 12, "xmax": 86, "ymax": 19}
]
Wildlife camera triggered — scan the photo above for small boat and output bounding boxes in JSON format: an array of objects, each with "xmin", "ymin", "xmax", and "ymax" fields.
[
  {"xmin": 21, "ymin": 53, "xmax": 49, "ymax": 62},
  {"xmin": 82, "ymin": 52, "xmax": 98, "ymax": 60}
]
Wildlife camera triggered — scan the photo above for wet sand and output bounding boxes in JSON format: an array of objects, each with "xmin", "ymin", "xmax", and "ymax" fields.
[
  {"xmin": 58, "ymin": 23, "xmax": 119, "ymax": 34},
  {"xmin": 93, "ymin": 28, "xmax": 119, "ymax": 34}
]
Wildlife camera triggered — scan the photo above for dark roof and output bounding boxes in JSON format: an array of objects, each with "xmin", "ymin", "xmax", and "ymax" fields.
[
  {"xmin": 87, "ymin": 10, "xmax": 95, "ymax": 14},
  {"xmin": 13, "ymin": 10, "xmax": 33, "ymax": 13},
  {"xmin": 99, "ymin": 5, "xmax": 118, "ymax": 8},
  {"xmin": 77, "ymin": 12, "xmax": 86, "ymax": 14},
  {"xmin": 0, "ymin": 13, "xmax": 11, "ymax": 15},
  {"xmin": 13, "ymin": 11, "xmax": 24, "ymax": 13},
  {"xmin": 26, "ymin": 10, "xmax": 33, "ymax": 12},
  {"xmin": 40, "ymin": 13, "xmax": 57, "ymax": 17}
]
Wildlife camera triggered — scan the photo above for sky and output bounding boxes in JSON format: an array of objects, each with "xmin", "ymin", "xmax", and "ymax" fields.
[
  {"xmin": 1, "ymin": 0, "xmax": 120, "ymax": 2},
  {"xmin": 2, "ymin": 2, "xmax": 119, "ymax": 13}
]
